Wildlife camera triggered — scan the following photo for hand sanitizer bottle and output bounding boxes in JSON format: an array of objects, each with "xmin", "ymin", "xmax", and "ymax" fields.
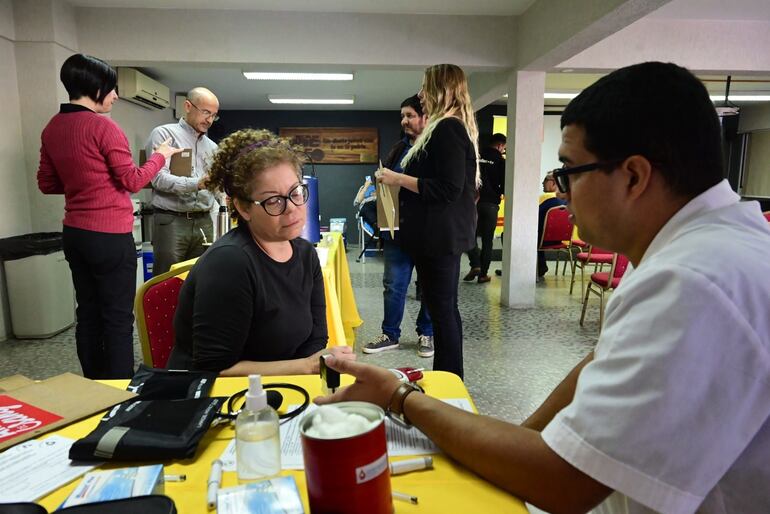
[{"xmin": 236, "ymin": 374, "xmax": 281, "ymax": 482}]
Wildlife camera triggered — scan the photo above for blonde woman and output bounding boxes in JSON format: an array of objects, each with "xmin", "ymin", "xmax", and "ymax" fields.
[
  {"xmin": 376, "ymin": 64, "xmax": 479, "ymax": 379},
  {"xmin": 167, "ymin": 129, "xmax": 354, "ymax": 375}
]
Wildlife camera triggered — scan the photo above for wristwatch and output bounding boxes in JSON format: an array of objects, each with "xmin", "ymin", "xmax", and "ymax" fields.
[{"xmin": 386, "ymin": 382, "xmax": 422, "ymax": 428}]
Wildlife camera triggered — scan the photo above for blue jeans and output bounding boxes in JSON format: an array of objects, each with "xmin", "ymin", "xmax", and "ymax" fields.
[{"xmin": 382, "ymin": 238, "xmax": 432, "ymax": 341}]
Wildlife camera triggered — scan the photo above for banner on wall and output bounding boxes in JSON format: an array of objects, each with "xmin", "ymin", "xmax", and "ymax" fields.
[{"xmin": 279, "ymin": 127, "xmax": 378, "ymax": 164}]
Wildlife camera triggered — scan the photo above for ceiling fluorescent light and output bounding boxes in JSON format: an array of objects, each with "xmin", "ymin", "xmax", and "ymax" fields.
[
  {"xmin": 268, "ymin": 96, "xmax": 354, "ymax": 105},
  {"xmin": 710, "ymin": 95, "xmax": 770, "ymax": 102},
  {"xmin": 244, "ymin": 72, "xmax": 353, "ymax": 81},
  {"xmin": 544, "ymin": 92, "xmax": 579, "ymax": 99}
]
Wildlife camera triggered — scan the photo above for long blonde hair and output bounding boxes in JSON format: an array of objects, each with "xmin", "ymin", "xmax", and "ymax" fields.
[{"xmin": 402, "ymin": 64, "xmax": 480, "ymax": 185}]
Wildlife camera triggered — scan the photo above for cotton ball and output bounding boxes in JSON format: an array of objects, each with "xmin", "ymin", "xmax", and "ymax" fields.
[{"xmin": 317, "ymin": 405, "xmax": 347, "ymax": 424}]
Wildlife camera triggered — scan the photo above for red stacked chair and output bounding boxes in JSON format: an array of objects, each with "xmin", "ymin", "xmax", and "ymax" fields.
[
  {"xmin": 580, "ymin": 253, "xmax": 630, "ymax": 328},
  {"xmin": 570, "ymin": 245, "xmax": 614, "ymax": 296},
  {"xmin": 539, "ymin": 206, "xmax": 575, "ymax": 276}
]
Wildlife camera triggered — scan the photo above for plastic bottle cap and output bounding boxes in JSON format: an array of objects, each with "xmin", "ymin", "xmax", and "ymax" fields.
[
  {"xmin": 246, "ymin": 374, "xmax": 267, "ymax": 411},
  {"xmin": 219, "ymin": 206, "xmax": 228, "ymax": 212}
]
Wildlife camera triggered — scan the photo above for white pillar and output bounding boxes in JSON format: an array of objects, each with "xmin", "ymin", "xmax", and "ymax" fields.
[
  {"xmin": 500, "ymin": 70, "xmax": 545, "ymax": 307},
  {"xmin": 13, "ymin": 0, "xmax": 76, "ymax": 232}
]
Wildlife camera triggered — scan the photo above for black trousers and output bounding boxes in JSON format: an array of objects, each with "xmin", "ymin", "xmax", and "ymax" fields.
[
  {"xmin": 414, "ymin": 253, "xmax": 463, "ymax": 379},
  {"xmin": 467, "ymin": 202, "xmax": 499, "ymax": 275},
  {"xmin": 62, "ymin": 226, "xmax": 137, "ymax": 379}
]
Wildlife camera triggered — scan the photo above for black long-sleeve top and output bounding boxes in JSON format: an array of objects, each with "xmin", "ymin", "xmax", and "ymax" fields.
[
  {"xmin": 398, "ymin": 117, "xmax": 478, "ymax": 256},
  {"xmin": 167, "ymin": 224, "xmax": 327, "ymax": 372},
  {"xmin": 478, "ymin": 146, "xmax": 505, "ymax": 205}
]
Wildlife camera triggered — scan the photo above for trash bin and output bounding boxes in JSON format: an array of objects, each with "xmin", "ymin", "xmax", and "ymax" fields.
[{"xmin": 0, "ymin": 232, "xmax": 75, "ymax": 338}]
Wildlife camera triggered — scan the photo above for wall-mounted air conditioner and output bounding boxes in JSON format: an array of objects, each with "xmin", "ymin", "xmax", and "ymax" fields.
[{"xmin": 117, "ymin": 68, "xmax": 170, "ymax": 110}]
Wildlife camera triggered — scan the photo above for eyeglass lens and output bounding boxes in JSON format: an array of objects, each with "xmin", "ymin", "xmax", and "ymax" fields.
[{"xmin": 262, "ymin": 184, "xmax": 309, "ymax": 216}]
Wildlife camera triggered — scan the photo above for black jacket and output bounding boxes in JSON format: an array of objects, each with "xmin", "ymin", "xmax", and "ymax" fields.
[
  {"xmin": 398, "ymin": 118, "xmax": 477, "ymax": 256},
  {"xmin": 478, "ymin": 146, "xmax": 505, "ymax": 204}
]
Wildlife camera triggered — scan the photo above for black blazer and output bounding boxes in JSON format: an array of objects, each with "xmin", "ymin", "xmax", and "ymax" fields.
[{"xmin": 398, "ymin": 117, "xmax": 477, "ymax": 256}]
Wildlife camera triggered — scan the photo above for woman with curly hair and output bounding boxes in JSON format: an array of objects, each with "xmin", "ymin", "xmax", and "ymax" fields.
[
  {"xmin": 167, "ymin": 129, "xmax": 355, "ymax": 375},
  {"xmin": 376, "ymin": 64, "xmax": 479, "ymax": 379}
]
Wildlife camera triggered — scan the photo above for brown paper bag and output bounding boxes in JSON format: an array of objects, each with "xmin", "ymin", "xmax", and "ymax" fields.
[{"xmin": 0, "ymin": 373, "xmax": 135, "ymax": 451}]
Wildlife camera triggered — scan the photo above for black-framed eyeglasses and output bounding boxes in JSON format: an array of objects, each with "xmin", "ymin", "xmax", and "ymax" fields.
[
  {"xmin": 551, "ymin": 159, "xmax": 624, "ymax": 193},
  {"xmin": 187, "ymin": 99, "xmax": 220, "ymax": 121},
  {"xmin": 251, "ymin": 184, "xmax": 309, "ymax": 216}
]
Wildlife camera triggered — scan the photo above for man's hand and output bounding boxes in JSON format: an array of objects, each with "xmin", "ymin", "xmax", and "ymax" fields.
[
  {"xmin": 306, "ymin": 346, "xmax": 356, "ymax": 375},
  {"xmin": 314, "ymin": 357, "xmax": 401, "ymax": 410},
  {"xmin": 198, "ymin": 176, "xmax": 210, "ymax": 190}
]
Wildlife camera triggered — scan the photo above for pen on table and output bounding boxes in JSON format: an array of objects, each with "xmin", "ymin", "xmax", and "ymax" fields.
[
  {"xmin": 392, "ymin": 491, "xmax": 419, "ymax": 505},
  {"xmin": 389, "ymin": 456, "xmax": 433, "ymax": 476},
  {"xmin": 164, "ymin": 473, "xmax": 186, "ymax": 482},
  {"xmin": 207, "ymin": 459, "xmax": 223, "ymax": 510}
]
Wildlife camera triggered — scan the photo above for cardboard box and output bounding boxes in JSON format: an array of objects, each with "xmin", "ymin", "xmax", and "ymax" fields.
[
  {"xmin": 0, "ymin": 373, "xmax": 136, "ymax": 451},
  {"xmin": 170, "ymin": 149, "xmax": 193, "ymax": 177}
]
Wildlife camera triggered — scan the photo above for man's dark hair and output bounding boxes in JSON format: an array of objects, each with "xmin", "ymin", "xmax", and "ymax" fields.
[
  {"xmin": 401, "ymin": 94, "xmax": 423, "ymax": 117},
  {"xmin": 489, "ymin": 133, "xmax": 507, "ymax": 146},
  {"xmin": 60, "ymin": 53, "xmax": 117, "ymax": 103},
  {"xmin": 561, "ymin": 61, "xmax": 722, "ymax": 198}
]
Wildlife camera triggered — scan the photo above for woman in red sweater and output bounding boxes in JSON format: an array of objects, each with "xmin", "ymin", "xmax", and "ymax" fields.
[{"xmin": 37, "ymin": 53, "xmax": 180, "ymax": 379}]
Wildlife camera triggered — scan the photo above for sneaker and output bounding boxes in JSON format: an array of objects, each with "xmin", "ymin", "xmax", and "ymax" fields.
[
  {"xmin": 417, "ymin": 335, "xmax": 435, "ymax": 358},
  {"xmin": 362, "ymin": 334, "xmax": 399, "ymax": 354},
  {"xmin": 477, "ymin": 274, "xmax": 491, "ymax": 283},
  {"xmin": 463, "ymin": 267, "xmax": 481, "ymax": 281}
]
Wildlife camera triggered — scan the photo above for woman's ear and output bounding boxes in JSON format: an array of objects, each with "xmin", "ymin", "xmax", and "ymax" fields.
[{"xmin": 232, "ymin": 197, "xmax": 251, "ymax": 222}]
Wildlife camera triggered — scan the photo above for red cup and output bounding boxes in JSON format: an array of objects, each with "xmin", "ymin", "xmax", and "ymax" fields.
[{"xmin": 301, "ymin": 402, "xmax": 393, "ymax": 514}]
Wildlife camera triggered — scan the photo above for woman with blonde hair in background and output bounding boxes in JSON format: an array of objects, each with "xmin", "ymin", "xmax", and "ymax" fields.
[
  {"xmin": 167, "ymin": 129, "xmax": 355, "ymax": 375},
  {"xmin": 376, "ymin": 64, "xmax": 479, "ymax": 379}
]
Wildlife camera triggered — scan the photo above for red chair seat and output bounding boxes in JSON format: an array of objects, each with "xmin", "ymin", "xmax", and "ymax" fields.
[
  {"xmin": 541, "ymin": 242, "xmax": 569, "ymax": 250},
  {"xmin": 576, "ymin": 252, "xmax": 613, "ymax": 264},
  {"xmin": 572, "ymin": 238, "xmax": 587, "ymax": 247},
  {"xmin": 590, "ymin": 271, "xmax": 611, "ymax": 288}
]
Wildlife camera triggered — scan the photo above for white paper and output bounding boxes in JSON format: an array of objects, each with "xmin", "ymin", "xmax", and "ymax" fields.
[
  {"xmin": 220, "ymin": 399, "xmax": 475, "ymax": 471},
  {"xmin": 315, "ymin": 247, "xmax": 329, "ymax": 267},
  {"xmin": 0, "ymin": 435, "xmax": 101, "ymax": 502}
]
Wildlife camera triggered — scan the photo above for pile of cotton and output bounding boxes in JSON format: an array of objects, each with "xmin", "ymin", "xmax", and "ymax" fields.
[{"xmin": 304, "ymin": 405, "xmax": 379, "ymax": 439}]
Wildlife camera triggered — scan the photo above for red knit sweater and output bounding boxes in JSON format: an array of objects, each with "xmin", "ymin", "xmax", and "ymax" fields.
[{"xmin": 38, "ymin": 106, "xmax": 165, "ymax": 234}]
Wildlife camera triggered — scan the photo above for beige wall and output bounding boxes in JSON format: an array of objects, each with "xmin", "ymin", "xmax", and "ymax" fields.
[{"xmin": 110, "ymin": 100, "xmax": 176, "ymax": 163}]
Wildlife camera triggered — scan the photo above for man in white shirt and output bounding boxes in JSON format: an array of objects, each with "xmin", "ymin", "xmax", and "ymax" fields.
[
  {"xmin": 317, "ymin": 62, "xmax": 770, "ymax": 513},
  {"xmin": 145, "ymin": 87, "xmax": 219, "ymax": 275}
]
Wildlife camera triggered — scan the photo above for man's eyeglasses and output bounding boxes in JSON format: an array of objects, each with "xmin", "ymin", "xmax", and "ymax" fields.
[
  {"xmin": 187, "ymin": 99, "xmax": 220, "ymax": 121},
  {"xmin": 251, "ymin": 184, "xmax": 309, "ymax": 216},
  {"xmin": 551, "ymin": 160, "xmax": 624, "ymax": 193}
]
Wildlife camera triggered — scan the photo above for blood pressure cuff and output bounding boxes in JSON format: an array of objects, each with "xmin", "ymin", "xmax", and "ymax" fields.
[
  {"xmin": 127, "ymin": 364, "xmax": 217, "ymax": 400},
  {"xmin": 59, "ymin": 496, "xmax": 177, "ymax": 514},
  {"xmin": 69, "ymin": 397, "xmax": 225, "ymax": 461}
]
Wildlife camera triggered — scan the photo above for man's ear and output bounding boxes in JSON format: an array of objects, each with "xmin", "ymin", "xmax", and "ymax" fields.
[{"xmin": 622, "ymin": 155, "xmax": 653, "ymax": 199}]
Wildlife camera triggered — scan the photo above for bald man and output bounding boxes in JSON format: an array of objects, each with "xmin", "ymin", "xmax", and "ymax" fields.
[{"xmin": 144, "ymin": 87, "xmax": 220, "ymax": 275}]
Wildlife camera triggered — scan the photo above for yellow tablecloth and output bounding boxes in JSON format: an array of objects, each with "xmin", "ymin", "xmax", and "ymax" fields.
[
  {"xmin": 316, "ymin": 232, "xmax": 362, "ymax": 348},
  {"xmin": 170, "ymin": 231, "xmax": 362, "ymax": 348},
  {"xmin": 36, "ymin": 373, "xmax": 526, "ymax": 514}
]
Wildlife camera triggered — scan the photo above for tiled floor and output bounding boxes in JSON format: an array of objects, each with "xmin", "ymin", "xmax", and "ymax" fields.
[{"xmin": 0, "ymin": 251, "xmax": 603, "ymax": 425}]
